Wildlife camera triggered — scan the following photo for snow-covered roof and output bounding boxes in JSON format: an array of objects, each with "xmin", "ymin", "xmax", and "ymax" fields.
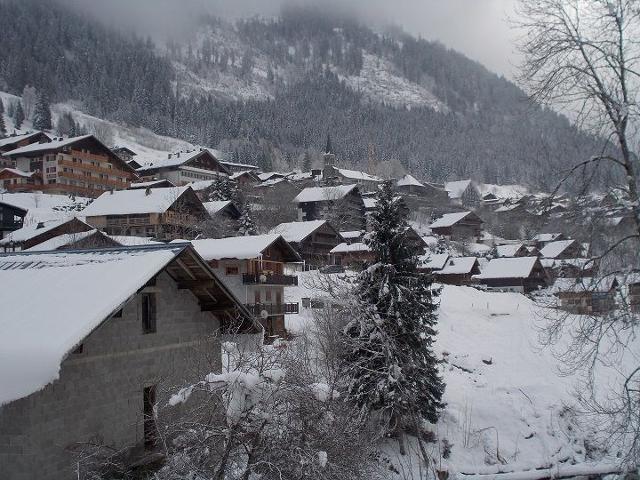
[
  {"xmin": 128, "ymin": 179, "xmax": 176, "ymax": 189},
  {"xmin": 0, "ymin": 168, "xmax": 36, "ymax": 178},
  {"xmin": 552, "ymin": 276, "xmax": 617, "ymax": 294},
  {"xmin": 532, "ymin": 233, "xmax": 563, "ymax": 243},
  {"xmin": 230, "ymin": 170, "xmax": 258, "ymax": 180},
  {"xmin": 269, "ymin": 220, "xmax": 331, "ymax": 243},
  {"xmin": 339, "ymin": 230, "xmax": 364, "ymax": 240},
  {"xmin": 330, "ymin": 242, "xmax": 370, "ymax": 254},
  {"xmin": 0, "ymin": 245, "xmax": 189, "ymax": 405},
  {"xmin": 540, "ymin": 240, "xmax": 577, "ymax": 259},
  {"xmin": 258, "ymin": 172, "xmax": 287, "ymax": 181},
  {"xmin": 24, "ymin": 230, "xmax": 100, "ymax": 251},
  {"xmin": 203, "ymin": 200, "xmax": 233, "ymax": 217},
  {"xmin": 190, "ymin": 234, "xmax": 300, "ymax": 261},
  {"xmin": 108, "ymin": 235, "xmax": 164, "ymax": 246},
  {"xmin": 444, "ymin": 179, "xmax": 473, "ymax": 199},
  {"xmin": 0, "ymin": 217, "xmax": 85, "ymax": 245},
  {"xmin": 335, "ymin": 168, "xmax": 381, "ymax": 183},
  {"xmin": 293, "ymin": 184, "xmax": 358, "ymax": 203},
  {"xmin": 0, "ymin": 192, "xmax": 92, "ymax": 224},
  {"xmin": 429, "ymin": 211, "xmax": 473, "ymax": 229},
  {"xmin": 3, "ymin": 135, "xmax": 93, "ymax": 156},
  {"xmin": 136, "ymin": 149, "xmax": 227, "ymax": 173},
  {"xmin": 221, "ymin": 160, "xmax": 259, "ymax": 170},
  {"xmin": 0, "ymin": 131, "xmax": 49, "ymax": 149},
  {"xmin": 495, "ymin": 244, "xmax": 524, "ymax": 258},
  {"xmin": 419, "ymin": 252, "xmax": 449, "ymax": 270},
  {"xmin": 396, "ymin": 174, "xmax": 425, "ymax": 188},
  {"xmin": 363, "ymin": 197, "xmax": 377, "ymax": 209},
  {"xmin": 81, "ymin": 186, "xmax": 191, "ymax": 216},
  {"xmin": 438, "ymin": 256, "xmax": 478, "ymax": 275},
  {"xmin": 475, "ymin": 257, "xmax": 540, "ymax": 279}
]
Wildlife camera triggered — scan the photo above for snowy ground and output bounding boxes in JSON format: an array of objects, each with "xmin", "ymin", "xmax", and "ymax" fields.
[{"xmin": 284, "ymin": 271, "xmax": 614, "ymax": 477}]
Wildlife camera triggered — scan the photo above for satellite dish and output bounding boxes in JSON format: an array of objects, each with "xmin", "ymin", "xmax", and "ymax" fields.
[
  {"xmin": 260, "ymin": 309, "xmax": 269, "ymax": 319},
  {"xmin": 259, "ymin": 274, "xmax": 268, "ymax": 283}
]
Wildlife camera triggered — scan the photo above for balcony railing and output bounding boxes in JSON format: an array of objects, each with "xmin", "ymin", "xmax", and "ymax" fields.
[
  {"xmin": 242, "ymin": 273, "xmax": 298, "ymax": 286},
  {"xmin": 245, "ymin": 303, "xmax": 299, "ymax": 316}
]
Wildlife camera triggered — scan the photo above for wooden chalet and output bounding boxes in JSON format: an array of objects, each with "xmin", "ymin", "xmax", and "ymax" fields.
[
  {"xmin": 330, "ymin": 242, "xmax": 374, "ymax": 267},
  {"xmin": 293, "ymin": 184, "xmax": 366, "ymax": 231},
  {"xmin": 81, "ymin": 186, "xmax": 208, "ymax": 240},
  {"xmin": 553, "ymin": 277, "xmax": 618, "ymax": 315},
  {"xmin": 136, "ymin": 149, "xmax": 231, "ymax": 185},
  {"xmin": 475, "ymin": 257, "xmax": 549, "ymax": 293},
  {"xmin": 540, "ymin": 239, "xmax": 583, "ymax": 260},
  {"xmin": 495, "ymin": 243, "xmax": 530, "ymax": 258},
  {"xmin": 230, "ymin": 170, "xmax": 261, "ymax": 186},
  {"xmin": 0, "ymin": 131, "xmax": 51, "ymax": 159},
  {"xmin": 221, "ymin": 160, "xmax": 260, "ymax": 173},
  {"xmin": 270, "ymin": 220, "xmax": 344, "ymax": 267},
  {"xmin": 111, "ymin": 146, "xmax": 137, "ymax": 163},
  {"xmin": 0, "ymin": 168, "xmax": 42, "ymax": 192},
  {"xmin": 434, "ymin": 257, "xmax": 481, "ymax": 285},
  {"xmin": 429, "ymin": 211, "xmax": 483, "ymax": 241},
  {"xmin": 203, "ymin": 200, "xmax": 242, "ymax": 221},
  {"xmin": 191, "ymin": 235, "xmax": 302, "ymax": 339},
  {"xmin": 0, "ymin": 199, "xmax": 27, "ymax": 240},
  {"xmin": 0, "ymin": 217, "xmax": 94, "ymax": 251},
  {"xmin": 2, "ymin": 135, "xmax": 138, "ymax": 197}
]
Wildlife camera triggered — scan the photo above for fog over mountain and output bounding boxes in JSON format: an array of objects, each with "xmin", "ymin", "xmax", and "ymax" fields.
[{"xmin": 57, "ymin": 0, "xmax": 518, "ymax": 77}]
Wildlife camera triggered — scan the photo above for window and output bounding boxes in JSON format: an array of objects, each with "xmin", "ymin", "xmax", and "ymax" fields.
[
  {"xmin": 225, "ymin": 265, "xmax": 239, "ymax": 275},
  {"xmin": 143, "ymin": 385, "xmax": 157, "ymax": 450},
  {"xmin": 142, "ymin": 293, "xmax": 156, "ymax": 334}
]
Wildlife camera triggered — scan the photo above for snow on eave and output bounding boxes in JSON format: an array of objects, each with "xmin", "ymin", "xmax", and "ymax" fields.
[
  {"xmin": 438, "ymin": 256, "xmax": 478, "ymax": 275},
  {"xmin": 24, "ymin": 230, "xmax": 101, "ymax": 251},
  {"xmin": 396, "ymin": 174, "xmax": 425, "ymax": 188},
  {"xmin": 80, "ymin": 186, "xmax": 194, "ymax": 217},
  {"xmin": 540, "ymin": 240, "xmax": 577, "ymax": 259},
  {"xmin": 0, "ymin": 131, "xmax": 50, "ymax": 149},
  {"xmin": 0, "ymin": 216, "xmax": 87, "ymax": 245},
  {"xmin": 475, "ymin": 257, "xmax": 540, "ymax": 279},
  {"xmin": 330, "ymin": 242, "xmax": 370, "ymax": 254},
  {"xmin": 269, "ymin": 220, "xmax": 337, "ymax": 244}
]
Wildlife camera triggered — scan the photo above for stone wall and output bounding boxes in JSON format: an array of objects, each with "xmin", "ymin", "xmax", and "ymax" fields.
[{"xmin": 0, "ymin": 271, "xmax": 222, "ymax": 480}]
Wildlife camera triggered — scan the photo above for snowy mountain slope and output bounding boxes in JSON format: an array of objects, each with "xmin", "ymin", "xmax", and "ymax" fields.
[{"xmin": 286, "ymin": 273, "xmax": 623, "ymax": 474}]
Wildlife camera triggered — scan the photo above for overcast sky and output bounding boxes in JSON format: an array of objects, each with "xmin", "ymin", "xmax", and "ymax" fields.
[{"xmin": 61, "ymin": 0, "xmax": 520, "ymax": 77}]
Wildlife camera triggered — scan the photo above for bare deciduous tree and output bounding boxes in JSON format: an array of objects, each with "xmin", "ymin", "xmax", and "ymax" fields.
[{"xmin": 516, "ymin": 0, "xmax": 640, "ymax": 465}]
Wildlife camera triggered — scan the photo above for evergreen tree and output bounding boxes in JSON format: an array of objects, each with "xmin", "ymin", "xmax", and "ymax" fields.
[
  {"xmin": 302, "ymin": 151, "xmax": 312, "ymax": 172},
  {"xmin": 32, "ymin": 93, "xmax": 52, "ymax": 131},
  {"xmin": 341, "ymin": 180, "xmax": 445, "ymax": 429},
  {"xmin": 0, "ymin": 99, "xmax": 6, "ymax": 138},
  {"xmin": 204, "ymin": 175, "xmax": 240, "ymax": 203},
  {"xmin": 238, "ymin": 204, "xmax": 257, "ymax": 236},
  {"xmin": 13, "ymin": 102, "xmax": 24, "ymax": 129}
]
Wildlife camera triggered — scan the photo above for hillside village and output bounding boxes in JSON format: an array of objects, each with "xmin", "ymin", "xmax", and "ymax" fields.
[{"xmin": 1, "ymin": 117, "xmax": 638, "ymax": 479}]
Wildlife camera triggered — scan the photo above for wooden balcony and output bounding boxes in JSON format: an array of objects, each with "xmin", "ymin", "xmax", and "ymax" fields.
[
  {"xmin": 59, "ymin": 158, "xmax": 136, "ymax": 180},
  {"xmin": 58, "ymin": 170, "xmax": 130, "ymax": 189},
  {"xmin": 242, "ymin": 273, "xmax": 298, "ymax": 286},
  {"xmin": 244, "ymin": 303, "xmax": 299, "ymax": 316}
]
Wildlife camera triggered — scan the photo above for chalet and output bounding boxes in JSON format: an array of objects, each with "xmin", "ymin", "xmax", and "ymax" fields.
[
  {"xmin": 553, "ymin": 277, "xmax": 618, "ymax": 314},
  {"xmin": 230, "ymin": 170, "xmax": 261, "ymax": 186},
  {"xmin": 128, "ymin": 179, "xmax": 176, "ymax": 190},
  {"xmin": 2, "ymin": 135, "xmax": 138, "ymax": 197},
  {"xmin": 495, "ymin": 243, "xmax": 529, "ymax": 258},
  {"xmin": 0, "ymin": 217, "xmax": 94, "ymax": 251},
  {"xmin": 190, "ymin": 235, "xmax": 301, "ymax": 339},
  {"xmin": 0, "ymin": 131, "xmax": 51, "ymax": 158},
  {"xmin": 339, "ymin": 230, "xmax": 365, "ymax": 244},
  {"xmin": 541, "ymin": 257, "xmax": 597, "ymax": 279},
  {"xmin": 270, "ymin": 220, "xmax": 344, "ymax": 267},
  {"xmin": 626, "ymin": 275, "xmax": 640, "ymax": 313},
  {"xmin": 0, "ymin": 244, "xmax": 259, "ymax": 480},
  {"xmin": 418, "ymin": 252, "xmax": 450, "ymax": 273},
  {"xmin": 203, "ymin": 200, "xmax": 242, "ymax": 221},
  {"xmin": 531, "ymin": 232, "xmax": 565, "ymax": 248},
  {"xmin": 258, "ymin": 171, "xmax": 289, "ymax": 182},
  {"xmin": 136, "ymin": 149, "xmax": 231, "ymax": 185},
  {"xmin": 320, "ymin": 152, "xmax": 382, "ymax": 192},
  {"xmin": 475, "ymin": 257, "xmax": 549, "ymax": 293},
  {"xmin": 0, "ymin": 199, "xmax": 27, "ymax": 239},
  {"xmin": 540, "ymin": 239, "xmax": 583, "ymax": 259},
  {"xmin": 330, "ymin": 242, "xmax": 374, "ymax": 267},
  {"xmin": 395, "ymin": 174, "xmax": 449, "ymax": 202},
  {"xmin": 221, "ymin": 160, "xmax": 260, "ymax": 173},
  {"xmin": 0, "ymin": 168, "xmax": 42, "ymax": 192},
  {"xmin": 24, "ymin": 229, "xmax": 120, "ymax": 251},
  {"xmin": 444, "ymin": 179, "xmax": 482, "ymax": 208},
  {"xmin": 434, "ymin": 257, "xmax": 481, "ymax": 285},
  {"xmin": 111, "ymin": 146, "xmax": 137, "ymax": 163},
  {"xmin": 293, "ymin": 184, "xmax": 365, "ymax": 231},
  {"xmin": 429, "ymin": 211, "xmax": 483, "ymax": 241},
  {"xmin": 81, "ymin": 186, "xmax": 208, "ymax": 240}
]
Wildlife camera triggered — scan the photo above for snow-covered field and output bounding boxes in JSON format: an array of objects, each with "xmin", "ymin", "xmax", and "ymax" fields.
[{"xmin": 285, "ymin": 271, "xmax": 615, "ymax": 476}]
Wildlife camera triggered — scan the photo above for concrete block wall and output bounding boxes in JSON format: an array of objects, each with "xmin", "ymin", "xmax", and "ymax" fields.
[{"xmin": 0, "ymin": 271, "xmax": 222, "ymax": 480}]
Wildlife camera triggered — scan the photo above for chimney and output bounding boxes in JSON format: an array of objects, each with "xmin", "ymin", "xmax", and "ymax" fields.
[
  {"xmin": 176, "ymin": 152, "xmax": 181, "ymax": 158},
  {"xmin": 36, "ymin": 222, "xmax": 45, "ymax": 229},
  {"xmin": 168, "ymin": 153, "xmax": 172, "ymax": 159},
  {"xmin": 145, "ymin": 187, "xmax": 152, "ymax": 196}
]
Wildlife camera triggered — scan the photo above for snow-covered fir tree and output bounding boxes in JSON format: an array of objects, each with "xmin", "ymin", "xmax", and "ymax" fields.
[
  {"xmin": 13, "ymin": 102, "xmax": 24, "ymax": 129},
  {"xmin": 32, "ymin": 93, "xmax": 52, "ymax": 131},
  {"xmin": 0, "ymin": 99, "xmax": 6, "ymax": 138},
  {"xmin": 203, "ymin": 175, "xmax": 240, "ymax": 203},
  {"xmin": 341, "ymin": 180, "xmax": 445, "ymax": 428},
  {"xmin": 238, "ymin": 204, "xmax": 257, "ymax": 236}
]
